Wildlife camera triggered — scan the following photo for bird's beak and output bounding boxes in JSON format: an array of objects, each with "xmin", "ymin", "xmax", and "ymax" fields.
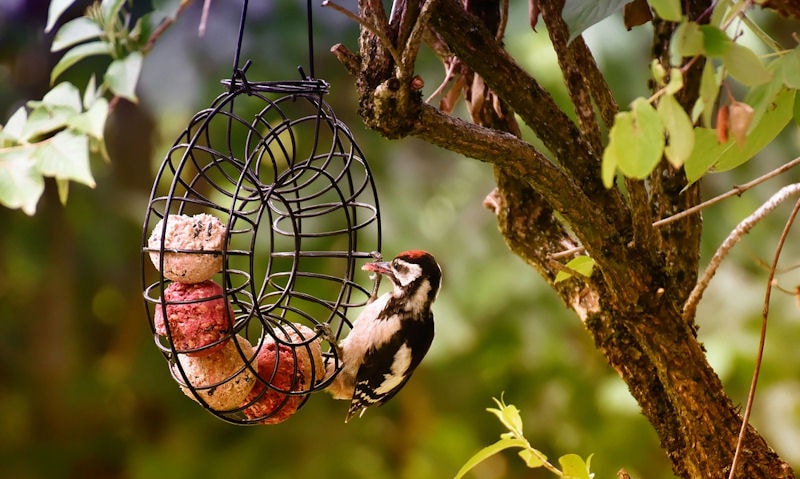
[{"xmin": 362, "ymin": 260, "xmax": 392, "ymax": 277}]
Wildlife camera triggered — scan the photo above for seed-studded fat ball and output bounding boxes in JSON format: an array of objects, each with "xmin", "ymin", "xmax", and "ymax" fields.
[
  {"xmin": 271, "ymin": 323, "xmax": 325, "ymax": 388},
  {"xmin": 148, "ymin": 213, "xmax": 226, "ymax": 283},
  {"xmin": 174, "ymin": 335, "xmax": 257, "ymax": 411},
  {"xmin": 154, "ymin": 280, "xmax": 233, "ymax": 357}
]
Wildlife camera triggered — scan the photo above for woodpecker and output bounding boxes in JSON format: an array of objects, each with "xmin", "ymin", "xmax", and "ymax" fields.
[{"xmin": 326, "ymin": 250, "xmax": 442, "ymax": 422}]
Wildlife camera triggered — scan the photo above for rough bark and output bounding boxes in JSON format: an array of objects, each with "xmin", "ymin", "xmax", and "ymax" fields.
[{"xmin": 332, "ymin": 0, "xmax": 795, "ymax": 476}]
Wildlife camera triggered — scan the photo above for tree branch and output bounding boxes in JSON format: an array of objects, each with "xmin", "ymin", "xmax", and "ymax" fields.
[{"xmin": 538, "ymin": 0, "xmax": 603, "ymax": 155}]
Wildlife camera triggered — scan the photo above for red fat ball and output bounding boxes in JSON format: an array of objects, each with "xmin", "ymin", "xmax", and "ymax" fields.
[
  {"xmin": 241, "ymin": 341, "xmax": 306, "ymax": 424},
  {"xmin": 154, "ymin": 280, "xmax": 233, "ymax": 357}
]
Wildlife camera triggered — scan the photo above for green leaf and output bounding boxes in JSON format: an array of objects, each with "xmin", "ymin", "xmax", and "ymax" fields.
[
  {"xmin": 129, "ymin": 13, "xmax": 155, "ymax": 50},
  {"xmin": 105, "ymin": 52, "xmax": 143, "ymax": 102},
  {"xmin": 101, "ymin": 0, "xmax": 127, "ymax": 19},
  {"xmin": 698, "ymin": 60, "xmax": 721, "ymax": 127},
  {"xmin": 685, "ymin": 88, "xmax": 795, "ymax": 181},
  {"xmin": 723, "ymin": 43, "xmax": 772, "ymax": 86},
  {"xmin": 51, "ymin": 17, "xmax": 104, "ymax": 52},
  {"xmin": 700, "ymin": 25, "xmax": 731, "ymax": 57},
  {"xmin": 83, "ymin": 75, "xmax": 99, "ymax": 109},
  {"xmin": 33, "ymin": 129, "xmax": 95, "ymax": 187},
  {"xmin": 794, "ymin": 91, "xmax": 800, "ymax": 128},
  {"xmin": 554, "ymin": 256, "xmax": 595, "ymax": 283},
  {"xmin": 19, "ymin": 105, "xmax": 75, "ymax": 142},
  {"xmin": 518, "ymin": 448, "xmax": 547, "ymax": 468},
  {"xmin": 674, "ymin": 21, "xmax": 704, "ymax": 57},
  {"xmin": 559, "ymin": 454, "xmax": 594, "ymax": 479},
  {"xmin": 562, "ymin": 0, "xmax": 629, "ymax": 43},
  {"xmin": 604, "ymin": 97, "xmax": 665, "ymax": 180},
  {"xmin": 657, "ymin": 93, "xmax": 694, "ymax": 168},
  {"xmin": 67, "ymin": 97, "xmax": 109, "ymax": 139},
  {"xmin": 46, "ymin": 0, "xmax": 78, "ymax": 33},
  {"xmin": 648, "ymin": 0, "xmax": 682, "ymax": 21},
  {"xmin": 453, "ymin": 438, "xmax": 529, "ymax": 479},
  {"xmin": 1, "ymin": 107, "xmax": 28, "ymax": 144},
  {"xmin": 20, "ymin": 83, "xmax": 84, "ymax": 141},
  {"xmin": 745, "ymin": 65, "xmax": 785, "ymax": 130},
  {"xmin": 51, "ymin": 41, "xmax": 112, "ymax": 84},
  {"xmin": 775, "ymin": 47, "xmax": 800, "ymax": 89},
  {"xmin": 0, "ymin": 148, "xmax": 45, "ymax": 215},
  {"xmin": 40, "ymin": 81, "xmax": 84, "ymax": 111},
  {"xmin": 56, "ymin": 177, "xmax": 70, "ymax": 205}
]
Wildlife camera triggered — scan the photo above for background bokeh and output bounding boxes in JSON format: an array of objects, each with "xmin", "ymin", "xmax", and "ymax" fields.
[{"xmin": 1, "ymin": 1, "xmax": 799, "ymax": 478}]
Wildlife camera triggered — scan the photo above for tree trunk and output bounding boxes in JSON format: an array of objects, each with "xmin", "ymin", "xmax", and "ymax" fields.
[{"xmin": 331, "ymin": 0, "xmax": 795, "ymax": 476}]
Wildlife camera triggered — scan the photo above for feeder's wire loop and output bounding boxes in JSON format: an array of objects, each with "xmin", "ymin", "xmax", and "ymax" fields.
[{"xmin": 140, "ymin": 1, "xmax": 380, "ymax": 425}]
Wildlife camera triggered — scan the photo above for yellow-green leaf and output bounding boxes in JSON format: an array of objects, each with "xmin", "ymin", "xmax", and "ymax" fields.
[
  {"xmin": 664, "ymin": 68, "xmax": 684, "ymax": 95},
  {"xmin": 560, "ymin": 453, "xmax": 594, "ymax": 479},
  {"xmin": 723, "ymin": 43, "xmax": 772, "ymax": 86},
  {"xmin": 657, "ymin": 93, "xmax": 694, "ymax": 168},
  {"xmin": 771, "ymin": 47, "xmax": 800, "ymax": 89},
  {"xmin": 518, "ymin": 448, "xmax": 547, "ymax": 468},
  {"xmin": 648, "ymin": 0, "xmax": 682, "ymax": 21},
  {"xmin": 673, "ymin": 21, "xmax": 704, "ymax": 57},
  {"xmin": 488, "ymin": 396, "xmax": 524, "ymax": 435},
  {"xmin": 453, "ymin": 438, "xmax": 529, "ymax": 479},
  {"xmin": 700, "ymin": 25, "xmax": 731, "ymax": 57},
  {"xmin": 604, "ymin": 97, "xmax": 665, "ymax": 180},
  {"xmin": 698, "ymin": 60, "xmax": 721, "ymax": 127},
  {"xmin": 554, "ymin": 256, "xmax": 595, "ymax": 283}
]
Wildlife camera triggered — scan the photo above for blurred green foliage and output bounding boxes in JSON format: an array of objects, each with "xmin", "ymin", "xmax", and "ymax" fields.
[{"xmin": 1, "ymin": 2, "xmax": 800, "ymax": 479}]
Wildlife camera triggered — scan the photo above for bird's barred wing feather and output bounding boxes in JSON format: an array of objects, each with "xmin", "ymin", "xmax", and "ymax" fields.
[{"xmin": 346, "ymin": 312, "xmax": 434, "ymax": 421}]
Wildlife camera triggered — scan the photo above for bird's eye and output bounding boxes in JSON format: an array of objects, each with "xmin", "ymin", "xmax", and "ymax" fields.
[{"xmin": 392, "ymin": 260, "xmax": 406, "ymax": 273}]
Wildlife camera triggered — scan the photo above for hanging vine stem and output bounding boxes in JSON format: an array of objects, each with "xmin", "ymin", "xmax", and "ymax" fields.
[
  {"xmin": 727, "ymin": 197, "xmax": 800, "ymax": 479},
  {"xmin": 683, "ymin": 183, "xmax": 800, "ymax": 320}
]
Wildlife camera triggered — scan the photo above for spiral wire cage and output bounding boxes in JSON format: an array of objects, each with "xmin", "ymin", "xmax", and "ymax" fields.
[{"xmin": 140, "ymin": 2, "xmax": 381, "ymax": 424}]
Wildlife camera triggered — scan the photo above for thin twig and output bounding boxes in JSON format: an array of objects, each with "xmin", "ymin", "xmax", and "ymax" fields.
[
  {"xmin": 727, "ymin": 197, "xmax": 800, "ymax": 479},
  {"xmin": 654, "ymin": 156, "xmax": 800, "ymax": 228},
  {"xmin": 683, "ymin": 183, "xmax": 800, "ymax": 320},
  {"xmin": 400, "ymin": 0, "xmax": 440, "ymax": 80},
  {"xmin": 549, "ymin": 157, "xmax": 800, "ymax": 260},
  {"xmin": 198, "ymin": 0, "xmax": 211, "ymax": 36},
  {"xmin": 144, "ymin": 0, "xmax": 198, "ymax": 53},
  {"xmin": 426, "ymin": 58, "xmax": 459, "ymax": 103},
  {"xmin": 496, "ymin": 0, "xmax": 509, "ymax": 42},
  {"xmin": 322, "ymin": 0, "xmax": 402, "ymax": 63},
  {"xmin": 548, "ymin": 245, "xmax": 586, "ymax": 260}
]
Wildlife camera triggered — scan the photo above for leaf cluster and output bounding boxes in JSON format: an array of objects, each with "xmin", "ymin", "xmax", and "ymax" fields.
[
  {"xmin": 0, "ymin": 0, "xmax": 152, "ymax": 215},
  {"xmin": 602, "ymin": 0, "xmax": 800, "ymax": 187}
]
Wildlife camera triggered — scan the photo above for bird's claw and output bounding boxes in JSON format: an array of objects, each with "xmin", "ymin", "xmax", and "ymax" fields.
[{"xmin": 316, "ymin": 322, "xmax": 343, "ymax": 357}]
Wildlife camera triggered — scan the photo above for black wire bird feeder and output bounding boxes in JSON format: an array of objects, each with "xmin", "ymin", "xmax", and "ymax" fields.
[{"xmin": 140, "ymin": 0, "xmax": 381, "ymax": 425}]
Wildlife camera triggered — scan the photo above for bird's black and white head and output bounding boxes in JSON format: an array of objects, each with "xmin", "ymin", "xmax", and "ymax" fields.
[{"xmin": 363, "ymin": 250, "xmax": 441, "ymax": 312}]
